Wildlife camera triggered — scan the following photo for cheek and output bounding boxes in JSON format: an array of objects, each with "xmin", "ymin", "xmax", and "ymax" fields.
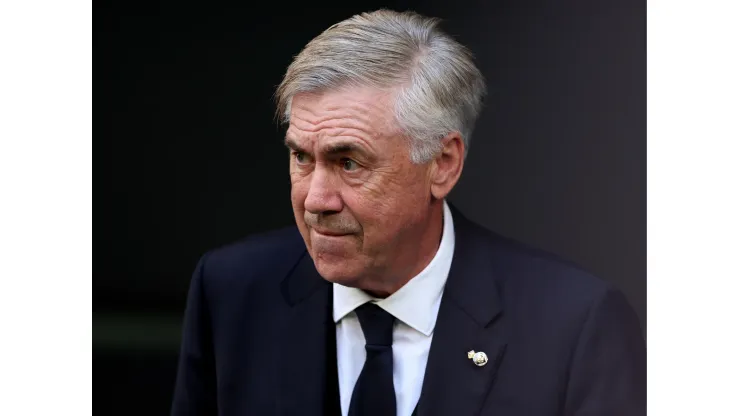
[
  {"xmin": 289, "ymin": 174, "xmax": 309, "ymax": 207},
  {"xmin": 343, "ymin": 187, "xmax": 400, "ymax": 236},
  {"xmin": 290, "ymin": 177, "xmax": 311, "ymax": 245},
  {"xmin": 363, "ymin": 166, "xmax": 428, "ymax": 207},
  {"xmin": 356, "ymin": 170, "xmax": 429, "ymax": 229}
]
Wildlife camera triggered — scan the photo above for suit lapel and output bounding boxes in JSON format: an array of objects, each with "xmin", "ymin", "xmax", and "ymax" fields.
[
  {"xmin": 276, "ymin": 251, "xmax": 340, "ymax": 416},
  {"xmin": 415, "ymin": 206, "xmax": 509, "ymax": 416}
]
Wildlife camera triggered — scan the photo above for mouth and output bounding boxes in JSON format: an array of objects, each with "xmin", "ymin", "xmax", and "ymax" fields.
[{"xmin": 311, "ymin": 227, "xmax": 351, "ymax": 237}]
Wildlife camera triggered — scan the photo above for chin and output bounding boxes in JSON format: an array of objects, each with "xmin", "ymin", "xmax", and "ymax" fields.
[{"xmin": 312, "ymin": 255, "xmax": 363, "ymax": 287}]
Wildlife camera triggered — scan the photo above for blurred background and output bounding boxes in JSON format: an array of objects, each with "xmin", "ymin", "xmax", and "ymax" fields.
[{"xmin": 95, "ymin": 0, "xmax": 645, "ymax": 414}]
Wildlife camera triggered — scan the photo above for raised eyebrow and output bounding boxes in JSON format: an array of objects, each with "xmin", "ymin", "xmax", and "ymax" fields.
[
  {"xmin": 324, "ymin": 143, "xmax": 362, "ymax": 155},
  {"xmin": 322, "ymin": 142, "xmax": 375, "ymax": 160},
  {"xmin": 284, "ymin": 137, "xmax": 307, "ymax": 153},
  {"xmin": 284, "ymin": 137, "xmax": 373, "ymax": 160}
]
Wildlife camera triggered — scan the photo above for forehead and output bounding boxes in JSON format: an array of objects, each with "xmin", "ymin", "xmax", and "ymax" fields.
[{"xmin": 286, "ymin": 86, "xmax": 400, "ymax": 146}]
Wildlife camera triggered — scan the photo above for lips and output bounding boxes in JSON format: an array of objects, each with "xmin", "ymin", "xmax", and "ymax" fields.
[{"xmin": 312, "ymin": 227, "xmax": 350, "ymax": 237}]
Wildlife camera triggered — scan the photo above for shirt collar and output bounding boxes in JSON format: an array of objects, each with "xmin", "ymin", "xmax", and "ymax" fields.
[{"xmin": 333, "ymin": 200, "xmax": 456, "ymax": 336}]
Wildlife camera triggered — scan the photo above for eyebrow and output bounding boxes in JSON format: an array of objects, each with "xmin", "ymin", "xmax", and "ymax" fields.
[
  {"xmin": 324, "ymin": 142, "xmax": 368, "ymax": 157},
  {"xmin": 284, "ymin": 137, "xmax": 373, "ymax": 160},
  {"xmin": 284, "ymin": 137, "xmax": 304, "ymax": 152}
]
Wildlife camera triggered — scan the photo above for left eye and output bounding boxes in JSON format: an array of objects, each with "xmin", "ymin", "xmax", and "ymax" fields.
[{"xmin": 341, "ymin": 158, "xmax": 359, "ymax": 171}]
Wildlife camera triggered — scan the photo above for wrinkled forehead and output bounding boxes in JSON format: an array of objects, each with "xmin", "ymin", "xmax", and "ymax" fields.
[{"xmin": 286, "ymin": 87, "xmax": 401, "ymax": 144}]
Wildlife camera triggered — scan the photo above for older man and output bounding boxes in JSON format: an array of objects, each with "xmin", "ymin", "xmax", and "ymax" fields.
[{"xmin": 171, "ymin": 9, "xmax": 646, "ymax": 416}]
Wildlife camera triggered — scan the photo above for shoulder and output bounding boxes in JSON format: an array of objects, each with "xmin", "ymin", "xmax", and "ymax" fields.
[
  {"xmin": 457, "ymin": 214, "xmax": 625, "ymax": 319},
  {"xmin": 490, "ymin": 230, "xmax": 611, "ymax": 296},
  {"xmin": 196, "ymin": 225, "xmax": 307, "ymax": 296},
  {"xmin": 467, "ymin": 222, "xmax": 640, "ymax": 339}
]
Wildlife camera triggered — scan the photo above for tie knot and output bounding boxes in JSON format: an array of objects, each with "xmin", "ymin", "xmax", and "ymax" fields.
[{"xmin": 355, "ymin": 302, "xmax": 395, "ymax": 347}]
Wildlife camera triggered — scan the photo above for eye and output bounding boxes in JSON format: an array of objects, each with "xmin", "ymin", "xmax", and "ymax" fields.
[
  {"xmin": 293, "ymin": 151, "xmax": 309, "ymax": 165},
  {"xmin": 341, "ymin": 158, "xmax": 359, "ymax": 172}
]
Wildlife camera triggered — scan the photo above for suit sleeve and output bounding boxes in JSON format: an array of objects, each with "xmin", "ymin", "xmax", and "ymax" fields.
[
  {"xmin": 171, "ymin": 253, "xmax": 218, "ymax": 416},
  {"xmin": 564, "ymin": 287, "xmax": 646, "ymax": 416}
]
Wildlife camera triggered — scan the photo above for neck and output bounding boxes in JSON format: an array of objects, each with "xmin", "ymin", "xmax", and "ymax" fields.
[{"xmin": 363, "ymin": 200, "xmax": 445, "ymax": 298}]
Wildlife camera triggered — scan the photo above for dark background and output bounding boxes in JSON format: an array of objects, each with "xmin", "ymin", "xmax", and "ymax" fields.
[{"xmin": 95, "ymin": 1, "xmax": 645, "ymax": 414}]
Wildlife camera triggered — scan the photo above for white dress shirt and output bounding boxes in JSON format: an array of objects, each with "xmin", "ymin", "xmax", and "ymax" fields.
[{"xmin": 333, "ymin": 200, "xmax": 455, "ymax": 416}]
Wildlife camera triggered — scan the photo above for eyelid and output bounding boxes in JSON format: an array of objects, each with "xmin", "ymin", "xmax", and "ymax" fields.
[
  {"xmin": 340, "ymin": 157, "xmax": 362, "ymax": 171},
  {"xmin": 292, "ymin": 150, "xmax": 313, "ymax": 164}
]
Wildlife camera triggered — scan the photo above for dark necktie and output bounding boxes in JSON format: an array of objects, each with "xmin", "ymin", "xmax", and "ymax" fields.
[{"xmin": 348, "ymin": 302, "xmax": 397, "ymax": 416}]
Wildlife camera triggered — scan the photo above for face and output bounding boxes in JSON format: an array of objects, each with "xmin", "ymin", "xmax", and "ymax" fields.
[{"xmin": 286, "ymin": 86, "xmax": 441, "ymax": 294}]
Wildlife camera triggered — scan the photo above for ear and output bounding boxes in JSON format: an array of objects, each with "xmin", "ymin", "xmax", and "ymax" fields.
[{"xmin": 429, "ymin": 132, "xmax": 465, "ymax": 200}]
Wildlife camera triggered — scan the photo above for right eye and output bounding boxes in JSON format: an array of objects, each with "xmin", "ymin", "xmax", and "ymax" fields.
[{"xmin": 293, "ymin": 151, "xmax": 309, "ymax": 164}]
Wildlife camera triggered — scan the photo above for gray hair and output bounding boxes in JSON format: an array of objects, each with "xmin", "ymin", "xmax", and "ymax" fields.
[{"xmin": 275, "ymin": 9, "xmax": 486, "ymax": 163}]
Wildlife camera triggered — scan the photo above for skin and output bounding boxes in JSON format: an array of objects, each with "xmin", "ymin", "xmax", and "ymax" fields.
[{"xmin": 286, "ymin": 85, "xmax": 465, "ymax": 297}]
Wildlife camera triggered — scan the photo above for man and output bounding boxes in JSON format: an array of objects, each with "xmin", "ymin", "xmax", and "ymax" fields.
[{"xmin": 171, "ymin": 9, "xmax": 646, "ymax": 416}]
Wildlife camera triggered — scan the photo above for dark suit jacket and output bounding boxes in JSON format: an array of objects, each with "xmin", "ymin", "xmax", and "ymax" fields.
[{"xmin": 171, "ymin": 206, "xmax": 646, "ymax": 416}]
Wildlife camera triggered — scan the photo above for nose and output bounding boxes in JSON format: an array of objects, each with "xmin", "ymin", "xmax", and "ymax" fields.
[{"xmin": 303, "ymin": 165, "xmax": 343, "ymax": 214}]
